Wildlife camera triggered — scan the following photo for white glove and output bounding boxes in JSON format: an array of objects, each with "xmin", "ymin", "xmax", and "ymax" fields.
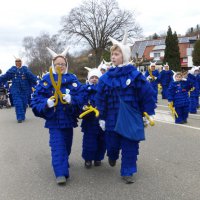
[
  {"xmin": 99, "ymin": 120, "xmax": 105, "ymax": 131},
  {"xmin": 63, "ymin": 94, "xmax": 71, "ymax": 103},
  {"xmin": 147, "ymin": 75, "xmax": 152, "ymax": 81},
  {"xmin": 47, "ymin": 98, "xmax": 55, "ymax": 108},
  {"xmin": 143, "ymin": 116, "xmax": 149, "ymax": 127},
  {"xmin": 143, "ymin": 115, "xmax": 154, "ymax": 127},
  {"xmin": 154, "ymin": 77, "xmax": 157, "ymax": 80},
  {"xmin": 182, "ymin": 78, "xmax": 187, "ymax": 81}
]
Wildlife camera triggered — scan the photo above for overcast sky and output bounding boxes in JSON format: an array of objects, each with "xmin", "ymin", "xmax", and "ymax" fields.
[{"xmin": 0, "ymin": 0, "xmax": 199, "ymax": 73}]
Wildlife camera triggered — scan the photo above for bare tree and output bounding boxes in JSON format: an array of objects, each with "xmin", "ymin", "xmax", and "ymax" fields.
[
  {"xmin": 61, "ymin": 0, "xmax": 142, "ymax": 65},
  {"xmin": 22, "ymin": 33, "xmax": 65, "ymax": 76}
]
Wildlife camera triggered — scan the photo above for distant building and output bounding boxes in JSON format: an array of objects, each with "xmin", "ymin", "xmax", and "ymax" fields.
[{"xmin": 132, "ymin": 36, "xmax": 198, "ymax": 70}]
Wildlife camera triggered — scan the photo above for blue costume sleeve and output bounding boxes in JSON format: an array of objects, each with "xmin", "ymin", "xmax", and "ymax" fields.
[
  {"xmin": 80, "ymin": 84, "xmax": 90, "ymax": 106},
  {"xmin": 144, "ymin": 70, "xmax": 149, "ymax": 78},
  {"xmin": 0, "ymin": 68, "xmax": 14, "ymax": 84},
  {"xmin": 95, "ymin": 79, "xmax": 107, "ymax": 120},
  {"xmin": 135, "ymin": 74, "xmax": 157, "ymax": 115},
  {"xmin": 68, "ymin": 76, "xmax": 85, "ymax": 111},
  {"xmin": 31, "ymin": 79, "xmax": 54, "ymax": 119},
  {"xmin": 167, "ymin": 82, "xmax": 175, "ymax": 102},
  {"xmin": 23, "ymin": 66, "xmax": 37, "ymax": 86},
  {"xmin": 158, "ymin": 71, "xmax": 163, "ymax": 84}
]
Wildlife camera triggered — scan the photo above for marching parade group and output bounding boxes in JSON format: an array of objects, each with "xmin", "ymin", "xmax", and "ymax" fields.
[{"xmin": 0, "ymin": 31, "xmax": 200, "ymax": 185}]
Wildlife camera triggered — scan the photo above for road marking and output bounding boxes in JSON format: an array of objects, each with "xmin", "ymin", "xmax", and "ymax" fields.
[
  {"xmin": 157, "ymin": 104, "xmax": 200, "ymax": 113},
  {"xmin": 155, "ymin": 119, "xmax": 200, "ymax": 131},
  {"xmin": 156, "ymin": 109, "xmax": 200, "ymax": 118},
  {"xmin": 157, "ymin": 104, "xmax": 168, "ymax": 108},
  {"xmin": 155, "ymin": 112, "xmax": 174, "ymax": 122}
]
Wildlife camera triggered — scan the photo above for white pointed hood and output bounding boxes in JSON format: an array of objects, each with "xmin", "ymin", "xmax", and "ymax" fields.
[
  {"xmin": 163, "ymin": 62, "xmax": 169, "ymax": 70},
  {"xmin": 84, "ymin": 67, "xmax": 102, "ymax": 83},
  {"xmin": 189, "ymin": 66, "xmax": 200, "ymax": 75},
  {"xmin": 108, "ymin": 30, "xmax": 132, "ymax": 66},
  {"xmin": 97, "ymin": 60, "xmax": 107, "ymax": 71},
  {"xmin": 46, "ymin": 47, "xmax": 69, "ymax": 74}
]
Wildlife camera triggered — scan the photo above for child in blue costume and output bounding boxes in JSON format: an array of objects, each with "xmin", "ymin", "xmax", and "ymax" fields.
[
  {"xmin": 95, "ymin": 32, "xmax": 156, "ymax": 184},
  {"xmin": 197, "ymin": 68, "xmax": 200, "ymax": 108},
  {"xmin": 31, "ymin": 47, "xmax": 83, "ymax": 185},
  {"xmin": 80, "ymin": 67, "xmax": 106, "ymax": 168},
  {"xmin": 188, "ymin": 67, "xmax": 200, "ymax": 113},
  {"xmin": 168, "ymin": 72, "xmax": 193, "ymax": 124},
  {"xmin": 145, "ymin": 62, "xmax": 160, "ymax": 103},
  {"xmin": 0, "ymin": 58, "xmax": 37, "ymax": 122},
  {"xmin": 159, "ymin": 63, "xmax": 173, "ymax": 99}
]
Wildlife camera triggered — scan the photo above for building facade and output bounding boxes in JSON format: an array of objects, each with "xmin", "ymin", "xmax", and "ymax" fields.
[{"xmin": 132, "ymin": 36, "xmax": 197, "ymax": 69}]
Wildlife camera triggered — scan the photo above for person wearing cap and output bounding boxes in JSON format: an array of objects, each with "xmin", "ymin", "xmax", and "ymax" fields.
[
  {"xmin": 95, "ymin": 31, "xmax": 156, "ymax": 184},
  {"xmin": 159, "ymin": 63, "xmax": 174, "ymax": 99},
  {"xmin": 145, "ymin": 62, "xmax": 160, "ymax": 103},
  {"xmin": 0, "ymin": 58, "xmax": 37, "ymax": 122},
  {"xmin": 31, "ymin": 47, "xmax": 84, "ymax": 185},
  {"xmin": 80, "ymin": 67, "xmax": 106, "ymax": 169}
]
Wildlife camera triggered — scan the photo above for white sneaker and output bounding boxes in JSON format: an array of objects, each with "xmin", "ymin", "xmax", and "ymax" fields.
[{"xmin": 56, "ymin": 176, "xmax": 67, "ymax": 185}]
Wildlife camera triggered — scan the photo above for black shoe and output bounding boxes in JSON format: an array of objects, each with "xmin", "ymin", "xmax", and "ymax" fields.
[
  {"xmin": 85, "ymin": 161, "xmax": 92, "ymax": 169},
  {"xmin": 94, "ymin": 161, "xmax": 101, "ymax": 166},
  {"xmin": 108, "ymin": 158, "xmax": 116, "ymax": 167},
  {"xmin": 122, "ymin": 176, "xmax": 134, "ymax": 184},
  {"xmin": 183, "ymin": 120, "xmax": 187, "ymax": 123},
  {"xmin": 56, "ymin": 176, "xmax": 67, "ymax": 185},
  {"xmin": 18, "ymin": 120, "xmax": 22, "ymax": 123}
]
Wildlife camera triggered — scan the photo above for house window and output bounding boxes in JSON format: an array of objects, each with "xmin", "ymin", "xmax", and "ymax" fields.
[
  {"xmin": 154, "ymin": 52, "xmax": 160, "ymax": 60},
  {"xmin": 154, "ymin": 52, "xmax": 160, "ymax": 58},
  {"xmin": 182, "ymin": 58, "xmax": 187, "ymax": 63}
]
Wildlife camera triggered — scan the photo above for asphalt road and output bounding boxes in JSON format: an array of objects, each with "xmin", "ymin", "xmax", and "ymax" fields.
[{"xmin": 0, "ymin": 97, "xmax": 200, "ymax": 200}]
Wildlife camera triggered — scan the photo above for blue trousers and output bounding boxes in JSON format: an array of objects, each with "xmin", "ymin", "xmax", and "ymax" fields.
[
  {"xmin": 106, "ymin": 131, "xmax": 139, "ymax": 176},
  {"xmin": 49, "ymin": 128, "xmax": 73, "ymax": 178},
  {"xmin": 161, "ymin": 85, "xmax": 169, "ymax": 99},
  {"xmin": 175, "ymin": 106, "xmax": 189, "ymax": 123},
  {"xmin": 82, "ymin": 128, "xmax": 106, "ymax": 161},
  {"xmin": 12, "ymin": 93, "xmax": 27, "ymax": 121},
  {"xmin": 151, "ymin": 85, "xmax": 158, "ymax": 103},
  {"xmin": 189, "ymin": 96, "xmax": 198, "ymax": 113}
]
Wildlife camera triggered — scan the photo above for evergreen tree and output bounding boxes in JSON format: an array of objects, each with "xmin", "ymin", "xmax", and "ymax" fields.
[
  {"xmin": 164, "ymin": 26, "xmax": 180, "ymax": 71},
  {"xmin": 192, "ymin": 39, "xmax": 200, "ymax": 66},
  {"xmin": 152, "ymin": 33, "xmax": 159, "ymax": 39}
]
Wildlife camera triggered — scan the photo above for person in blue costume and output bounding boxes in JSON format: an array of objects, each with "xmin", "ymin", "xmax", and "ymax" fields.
[
  {"xmin": 159, "ymin": 63, "xmax": 174, "ymax": 99},
  {"xmin": 80, "ymin": 67, "xmax": 106, "ymax": 168},
  {"xmin": 197, "ymin": 67, "xmax": 200, "ymax": 108},
  {"xmin": 31, "ymin": 47, "xmax": 84, "ymax": 185},
  {"xmin": 0, "ymin": 58, "xmax": 37, "ymax": 122},
  {"xmin": 188, "ymin": 67, "xmax": 200, "ymax": 114},
  {"xmin": 95, "ymin": 31, "xmax": 156, "ymax": 184},
  {"xmin": 145, "ymin": 62, "xmax": 160, "ymax": 103},
  {"xmin": 168, "ymin": 72, "xmax": 193, "ymax": 124}
]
